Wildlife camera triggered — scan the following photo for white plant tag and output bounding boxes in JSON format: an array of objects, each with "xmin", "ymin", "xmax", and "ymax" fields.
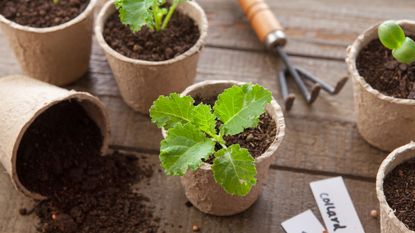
[
  {"xmin": 281, "ymin": 210, "xmax": 325, "ymax": 233},
  {"xmin": 310, "ymin": 177, "xmax": 365, "ymax": 233}
]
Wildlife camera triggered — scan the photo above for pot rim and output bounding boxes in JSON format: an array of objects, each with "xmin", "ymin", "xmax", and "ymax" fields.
[
  {"xmin": 346, "ymin": 19, "xmax": 415, "ymax": 106},
  {"xmin": 94, "ymin": 0, "xmax": 208, "ymax": 66},
  {"xmin": 376, "ymin": 141, "xmax": 415, "ymax": 232},
  {"xmin": 0, "ymin": 0, "xmax": 97, "ymax": 33},
  {"xmin": 9, "ymin": 90, "xmax": 109, "ymax": 200},
  {"xmin": 162, "ymin": 80, "xmax": 286, "ymax": 171}
]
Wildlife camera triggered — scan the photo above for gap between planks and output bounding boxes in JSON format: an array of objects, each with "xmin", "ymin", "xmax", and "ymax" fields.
[
  {"xmin": 205, "ymin": 43, "xmax": 346, "ymax": 62},
  {"xmin": 109, "ymin": 144, "xmax": 376, "ymax": 184}
]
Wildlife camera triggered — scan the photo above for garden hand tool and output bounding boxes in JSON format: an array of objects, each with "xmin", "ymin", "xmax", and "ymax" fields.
[{"xmin": 239, "ymin": 0, "xmax": 348, "ymax": 111}]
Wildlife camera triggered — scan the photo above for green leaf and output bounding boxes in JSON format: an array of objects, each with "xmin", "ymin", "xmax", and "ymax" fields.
[
  {"xmin": 378, "ymin": 21, "xmax": 406, "ymax": 50},
  {"xmin": 115, "ymin": 0, "xmax": 154, "ymax": 32},
  {"xmin": 392, "ymin": 37, "xmax": 415, "ymax": 64},
  {"xmin": 213, "ymin": 84, "xmax": 272, "ymax": 136},
  {"xmin": 212, "ymin": 144, "xmax": 257, "ymax": 196},
  {"xmin": 160, "ymin": 123, "xmax": 215, "ymax": 176},
  {"xmin": 150, "ymin": 93, "xmax": 194, "ymax": 130},
  {"xmin": 191, "ymin": 104, "xmax": 217, "ymax": 136}
]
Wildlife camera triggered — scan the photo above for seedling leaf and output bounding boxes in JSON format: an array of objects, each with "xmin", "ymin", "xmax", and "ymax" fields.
[
  {"xmin": 191, "ymin": 104, "xmax": 217, "ymax": 137},
  {"xmin": 378, "ymin": 21, "xmax": 406, "ymax": 50},
  {"xmin": 115, "ymin": 0, "xmax": 154, "ymax": 32},
  {"xmin": 212, "ymin": 144, "xmax": 257, "ymax": 196},
  {"xmin": 150, "ymin": 93, "xmax": 194, "ymax": 130},
  {"xmin": 393, "ymin": 37, "xmax": 415, "ymax": 64},
  {"xmin": 213, "ymin": 84, "xmax": 272, "ymax": 136},
  {"xmin": 160, "ymin": 123, "xmax": 215, "ymax": 176}
]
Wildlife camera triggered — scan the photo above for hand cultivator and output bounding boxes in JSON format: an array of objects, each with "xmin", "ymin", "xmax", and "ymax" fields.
[{"xmin": 239, "ymin": 0, "xmax": 348, "ymax": 111}]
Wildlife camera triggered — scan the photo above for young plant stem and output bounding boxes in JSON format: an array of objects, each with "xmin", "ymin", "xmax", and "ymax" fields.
[
  {"xmin": 161, "ymin": 0, "xmax": 179, "ymax": 30},
  {"xmin": 153, "ymin": 2, "xmax": 161, "ymax": 31}
]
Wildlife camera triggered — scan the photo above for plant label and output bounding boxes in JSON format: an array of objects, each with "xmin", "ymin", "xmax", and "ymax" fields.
[
  {"xmin": 310, "ymin": 177, "xmax": 365, "ymax": 233},
  {"xmin": 281, "ymin": 209, "xmax": 325, "ymax": 233}
]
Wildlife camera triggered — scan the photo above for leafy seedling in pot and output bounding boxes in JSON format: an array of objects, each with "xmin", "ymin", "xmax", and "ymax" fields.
[
  {"xmin": 115, "ymin": 0, "xmax": 189, "ymax": 32},
  {"xmin": 378, "ymin": 21, "xmax": 415, "ymax": 64},
  {"xmin": 149, "ymin": 84, "xmax": 272, "ymax": 196}
]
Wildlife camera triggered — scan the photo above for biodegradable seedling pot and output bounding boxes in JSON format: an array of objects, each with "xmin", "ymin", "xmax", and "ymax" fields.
[
  {"xmin": 0, "ymin": 0, "xmax": 97, "ymax": 86},
  {"xmin": 346, "ymin": 20, "xmax": 415, "ymax": 152},
  {"xmin": 0, "ymin": 75, "xmax": 109, "ymax": 200},
  {"xmin": 161, "ymin": 80, "xmax": 286, "ymax": 216},
  {"xmin": 376, "ymin": 142, "xmax": 415, "ymax": 233},
  {"xmin": 95, "ymin": 0, "xmax": 208, "ymax": 114}
]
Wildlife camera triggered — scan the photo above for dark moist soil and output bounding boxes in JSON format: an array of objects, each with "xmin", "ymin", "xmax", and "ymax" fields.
[
  {"xmin": 356, "ymin": 38, "xmax": 415, "ymax": 99},
  {"xmin": 0, "ymin": 0, "xmax": 89, "ymax": 28},
  {"xmin": 17, "ymin": 101, "xmax": 159, "ymax": 233},
  {"xmin": 384, "ymin": 158, "xmax": 415, "ymax": 230},
  {"xmin": 194, "ymin": 96, "xmax": 277, "ymax": 163},
  {"xmin": 103, "ymin": 10, "xmax": 200, "ymax": 61}
]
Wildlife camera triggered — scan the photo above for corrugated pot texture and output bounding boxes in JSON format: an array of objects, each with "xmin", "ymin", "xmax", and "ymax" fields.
[
  {"xmin": 346, "ymin": 20, "xmax": 415, "ymax": 152},
  {"xmin": 162, "ymin": 80, "xmax": 286, "ymax": 216},
  {"xmin": 377, "ymin": 142, "xmax": 415, "ymax": 233},
  {"xmin": 0, "ymin": 75, "xmax": 109, "ymax": 200},
  {"xmin": 0, "ymin": 0, "xmax": 97, "ymax": 86},
  {"xmin": 95, "ymin": 0, "xmax": 208, "ymax": 114}
]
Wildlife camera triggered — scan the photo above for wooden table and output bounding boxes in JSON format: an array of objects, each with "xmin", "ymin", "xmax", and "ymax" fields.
[{"xmin": 1, "ymin": 0, "xmax": 415, "ymax": 232}]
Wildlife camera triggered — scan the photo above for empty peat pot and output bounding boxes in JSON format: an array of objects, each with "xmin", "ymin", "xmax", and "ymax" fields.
[
  {"xmin": 95, "ymin": 0, "xmax": 208, "ymax": 114},
  {"xmin": 376, "ymin": 142, "xmax": 415, "ymax": 233},
  {"xmin": 162, "ymin": 80, "xmax": 286, "ymax": 216},
  {"xmin": 346, "ymin": 20, "xmax": 415, "ymax": 152},
  {"xmin": 0, "ymin": 0, "xmax": 97, "ymax": 86},
  {"xmin": 0, "ymin": 75, "xmax": 109, "ymax": 200}
]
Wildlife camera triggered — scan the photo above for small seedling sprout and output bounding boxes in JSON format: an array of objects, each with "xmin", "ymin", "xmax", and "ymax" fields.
[
  {"xmin": 149, "ymin": 84, "xmax": 273, "ymax": 196},
  {"xmin": 52, "ymin": 0, "xmax": 60, "ymax": 4},
  {"xmin": 378, "ymin": 21, "xmax": 415, "ymax": 64},
  {"xmin": 115, "ymin": 0, "xmax": 189, "ymax": 33}
]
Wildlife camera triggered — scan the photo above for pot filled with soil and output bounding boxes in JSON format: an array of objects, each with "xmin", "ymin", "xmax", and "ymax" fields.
[
  {"xmin": 0, "ymin": 75, "xmax": 109, "ymax": 200},
  {"xmin": 149, "ymin": 80, "xmax": 286, "ymax": 216},
  {"xmin": 95, "ymin": 0, "xmax": 208, "ymax": 113},
  {"xmin": 346, "ymin": 20, "xmax": 415, "ymax": 151},
  {"xmin": 0, "ymin": 0, "xmax": 97, "ymax": 86},
  {"xmin": 377, "ymin": 142, "xmax": 415, "ymax": 233}
]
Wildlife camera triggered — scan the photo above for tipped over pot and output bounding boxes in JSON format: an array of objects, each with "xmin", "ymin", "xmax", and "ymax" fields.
[
  {"xmin": 161, "ymin": 80, "xmax": 286, "ymax": 216},
  {"xmin": 0, "ymin": 75, "xmax": 109, "ymax": 200},
  {"xmin": 95, "ymin": 0, "xmax": 208, "ymax": 114},
  {"xmin": 346, "ymin": 20, "xmax": 415, "ymax": 151},
  {"xmin": 0, "ymin": 0, "xmax": 97, "ymax": 86},
  {"xmin": 377, "ymin": 142, "xmax": 415, "ymax": 233}
]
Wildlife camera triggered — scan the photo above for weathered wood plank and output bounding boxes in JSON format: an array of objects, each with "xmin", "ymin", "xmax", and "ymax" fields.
[
  {"xmin": 0, "ymin": 33, "xmax": 355, "ymax": 122},
  {"xmin": 199, "ymin": 0, "xmax": 415, "ymax": 59},
  {"xmin": 0, "ymin": 151, "xmax": 380, "ymax": 233}
]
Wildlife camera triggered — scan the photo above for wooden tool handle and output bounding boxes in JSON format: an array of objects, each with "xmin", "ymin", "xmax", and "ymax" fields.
[{"xmin": 239, "ymin": 0, "xmax": 284, "ymax": 43}]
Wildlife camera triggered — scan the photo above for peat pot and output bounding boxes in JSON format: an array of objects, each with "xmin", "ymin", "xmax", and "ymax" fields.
[
  {"xmin": 0, "ymin": 75, "xmax": 109, "ymax": 200},
  {"xmin": 0, "ymin": 0, "xmax": 97, "ymax": 86},
  {"xmin": 95, "ymin": 0, "xmax": 208, "ymax": 114},
  {"xmin": 162, "ymin": 80, "xmax": 286, "ymax": 216},
  {"xmin": 346, "ymin": 20, "xmax": 415, "ymax": 151},
  {"xmin": 377, "ymin": 142, "xmax": 415, "ymax": 233}
]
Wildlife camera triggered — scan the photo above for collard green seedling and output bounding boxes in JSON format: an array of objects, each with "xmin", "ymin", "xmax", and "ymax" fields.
[
  {"xmin": 378, "ymin": 21, "xmax": 415, "ymax": 64},
  {"xmin": 115, "ymin": 0, "xmax": 188, "ymax": 33},
  {"xmin": 149, "ymin": 84, "xmax": 273, "ymax": 196}
]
